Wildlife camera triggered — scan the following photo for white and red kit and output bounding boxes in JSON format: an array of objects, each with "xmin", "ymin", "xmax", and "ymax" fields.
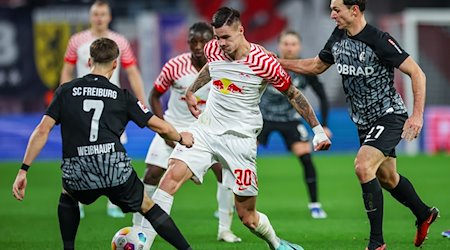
[
  {"xmin": 170, "ymin": 39, "xmax": 292, "ymax": 196},
  {"xmin": 63, "ymin": 29, "xmax": 137, "ymax": 87},
  {"xmin": 145, "ymin": 52, "xmax": 209, "ymax": 168}
]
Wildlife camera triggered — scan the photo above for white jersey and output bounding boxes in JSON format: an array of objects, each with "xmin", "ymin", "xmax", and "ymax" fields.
[
  {"xmin": 63, "ymin": 29, "xmax": 137, "ymax": 87},
  {"xmin": 198, "ymin": 40, "xmax": 291, "ymax": 138},
  {"xmin": 154, "ymin": 52, "xmax": 209, "ymax": 128}
]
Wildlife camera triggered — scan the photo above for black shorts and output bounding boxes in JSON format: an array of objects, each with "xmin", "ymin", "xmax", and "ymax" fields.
[
  {"xmin": 358, "ymin": 114, "xmax": 407, "ymax": 158},
  {"xmin": 64, "ymin": 170, "xmax": 144, "ymax": 213},
  {"xmin": 258, "ymin": 120, "xmax": 309, "ymax": 149}
]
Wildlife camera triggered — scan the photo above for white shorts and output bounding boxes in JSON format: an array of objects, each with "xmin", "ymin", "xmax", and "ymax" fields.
[
  {"xmin": 144, "ymin": 133, "xmax": 173, "ymax": 169},
  {"xmin": 170, "ymin": 125, "xmax": 258, "ymax": 196}
]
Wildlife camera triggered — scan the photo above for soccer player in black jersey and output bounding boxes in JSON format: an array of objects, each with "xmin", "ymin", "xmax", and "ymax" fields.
[
  {"xmin": 259, "ymin": 30, "xmax": 331, "ymax": 219},
  {"xmin": 12, "ymin": 38, "xmax": 193, "ymax": 250},
  {"xmin": 279, "ymin": 0, "xmax": 438, "ymax": 249}
]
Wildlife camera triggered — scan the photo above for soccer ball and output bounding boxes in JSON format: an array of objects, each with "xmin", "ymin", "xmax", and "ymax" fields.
[{"xmin": 111, "ymin": 226, "xmax": 148, "ymax": 250}]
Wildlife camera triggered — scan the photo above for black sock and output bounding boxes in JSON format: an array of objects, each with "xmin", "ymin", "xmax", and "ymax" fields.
[
  {"xmin": 299, "ymin": 154, "xmax": 318, "ymax": 202},
  {"xmin": 144, "ymin": 204, "xmax": 191, "ymax": 250},
  {"xmin": 58, "ymin": 193, "xmax": 80, "ymax": 250},
  {"xmin": 361, "ymin": 178, "xmax": 384, "ymax": 248},
  {"xmin": 387, "ymin": 175, "xmax": 430, "ymax": 222}
]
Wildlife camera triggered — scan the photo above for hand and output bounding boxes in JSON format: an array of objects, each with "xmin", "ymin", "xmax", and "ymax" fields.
[
  {"xmin": 313, "ymin": 133, "xmax": 331, "ymax": 151},
  {"xmin": 164, "ymin": 139, "xmax": 176, "ymax": 148},
  {"xmin": 312, "ymin": 125, "xmax": 331, "ymax": 151},
  {"xmin": 12, "ymin": 169, "xmax": 28, "ymax": 201},
  {"xmin": 179, "ymin": 131, "xmax": 194, "ymax": 148},
  {"xmin": 323, "ymin": 126, "xmax": 333, "ymax": 139},
  {"xmin": 185, "ymin": 92, "xmax": 201, "ymax": 118},
  {"xmin": 401, "ymin": 114, "xmax": 423, "ymax": 142}
]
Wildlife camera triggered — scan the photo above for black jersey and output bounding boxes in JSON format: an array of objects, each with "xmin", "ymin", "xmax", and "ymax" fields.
[
  {"xmin": 319, "ymin": 24, "xmax": 408, "ymax": 130},
  {"xmin": 260, "ymin": 71, "xmax": 329, "ymax": 124},
  {"xmin": 46, "ymin": 74, "xmax": 153, "ymax": 190}
]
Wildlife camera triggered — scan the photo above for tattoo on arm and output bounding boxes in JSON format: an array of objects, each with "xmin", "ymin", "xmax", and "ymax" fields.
[
  {"xmin": 283, "ymin": 84, "xmax": 320, "ymax": 128},
  {"xmin": 187, "ymin": 64, "xmax": 211, "ymax": 93}
]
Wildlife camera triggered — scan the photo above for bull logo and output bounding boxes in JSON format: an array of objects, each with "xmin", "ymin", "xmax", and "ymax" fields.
[{"xmin": 213, "ymin": 78, "xmax": 243, "ymax": 94}]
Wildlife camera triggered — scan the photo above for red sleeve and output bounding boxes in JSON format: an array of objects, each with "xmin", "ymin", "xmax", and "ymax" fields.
[
  {"xmin": 153, "ymin": 60, "xmax": 175, "ymax": 93},
  {"xmin": 247, "ymin": 45, "xmax": 291, "ymax": 91},
  {"xmin": 115, "ymin": 35, "xmax": 137, "ymax": 68},
  {"xmin": 63, "ymin": 35, "xmax": 78, "ymax": 65}
]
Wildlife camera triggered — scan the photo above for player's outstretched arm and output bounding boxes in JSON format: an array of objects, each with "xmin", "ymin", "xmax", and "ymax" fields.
[
  {"xmin": 12, "ymin": 115, "xmax": 56, "ymax": 201},
  {"xmin": 147, "ymin": 116, "xmax": 194, "ymax": 148},
  {"xmin": 279, "ymin": 56, "xmax": 330, "ymax": 75},
  {"xmin": 398, "ymin": 56, "xmax": 426, "ymax": 142},
  {"xmin": 282, "ymin": 84, "xmax": 331, "ymax": 151},
  {"xmin": 186, "ymin": 64, "xmax": 211, "ymax": 118}
]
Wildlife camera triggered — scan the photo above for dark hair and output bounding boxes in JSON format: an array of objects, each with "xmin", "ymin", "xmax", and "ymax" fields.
[
  {"xmin": 189, "ymin": 22, "xmax": 213, "ymax": 38},
  {"xmin": 211, "ymin": 7, "xmax": 241, "ymax": 28},
  {"xmin": 343, "ymin": 0, "xmax": 366, "ymax": 12},
  {"xmin": 90, "ymin": 38, "xmax": 119, "ymax": 64},
  {"xmin": 278, "ymin": 30, "xmax": 302, "ymax": 42}
]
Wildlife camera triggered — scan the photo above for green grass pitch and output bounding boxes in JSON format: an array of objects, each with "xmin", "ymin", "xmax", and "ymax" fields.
[{"xmin": 1, "ymin": 154, "xmax": 449, "ymax": 249}]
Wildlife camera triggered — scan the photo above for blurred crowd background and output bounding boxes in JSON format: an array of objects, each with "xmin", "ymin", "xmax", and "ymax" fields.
[{"xmin": 0, "ymin": 0, "xmax": 449, "ymax": 160}]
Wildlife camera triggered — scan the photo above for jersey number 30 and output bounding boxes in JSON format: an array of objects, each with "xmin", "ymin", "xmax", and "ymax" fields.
[{"xmin": 83, "ymin": 99, "xmax": 104, "ymax": 142}]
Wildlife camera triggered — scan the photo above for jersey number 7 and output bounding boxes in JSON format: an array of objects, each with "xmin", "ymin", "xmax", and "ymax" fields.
[{"xmin": 83, "ymin": 99, "xmax": 104, "ymax": 142}]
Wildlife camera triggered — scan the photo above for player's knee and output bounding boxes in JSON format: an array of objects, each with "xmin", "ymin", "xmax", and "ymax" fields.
[
  {"xmin": 291, "ymin": 142, "xmax": 310, "ymax": 156},
  {"xmin": 59, "ymin": 192, "xmax": 78, "ymax": 208},
  {"xmin": 354, "ymin": 156, "xmax": 372, "ymax": 181}
]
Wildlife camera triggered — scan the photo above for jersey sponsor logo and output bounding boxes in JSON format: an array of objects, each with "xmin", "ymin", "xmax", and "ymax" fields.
[
  {"xmin": 77, "ymin": 142, "xmax": 115, "ymax": 156},
  {"xmin": 137, "ymin": 100, "xmax": 150, "ymax": 113},
  {"xmin": 336, "ymin": 63, "xmax": 374, "ymax": 76},
  {"xmin": 388, "ymin": 39, "xmax": 403, "ymax": 54},
  {"xmin": 359, "ymin": 52, "xmax": 366, "ymax": 62},
  {"xmin": 72, "ymin": 87, "xmax": 117, "ymax": 99},
  {"xmin": 212, "ymin": 78, "xmax": 243, "ymax": 94}
]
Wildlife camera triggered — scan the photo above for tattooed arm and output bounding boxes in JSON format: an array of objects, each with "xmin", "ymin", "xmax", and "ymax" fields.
[
  {"xmin": 282, "ymin": 84, "xmax": 331, "ymax": 151},
  {"xmin": 186, "ymin": 64, "xmax": 211, "ymax": 118}
]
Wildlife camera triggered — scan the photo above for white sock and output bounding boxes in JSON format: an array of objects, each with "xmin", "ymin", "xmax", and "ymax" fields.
[
  {"xmin": 107, "ymin": 199, "xmax": 119, "ymax": 209},
  {"xmin": 133, "ymin": 184, "xmax": 157, "ymax": 226},
  {"xmin": 217, "ymin": 182, "xmax": 234, "ymax": 234},
  {"xmin": 152, "ymin": 188, "xmax": 174, "ymax": 214},
  {"xmin": 143, "ymin": 188, "xmax": 175, "ymax": 248},
  {"xmin": 251, "ymin": 212, "xmax": 280, "ymax": 250}
]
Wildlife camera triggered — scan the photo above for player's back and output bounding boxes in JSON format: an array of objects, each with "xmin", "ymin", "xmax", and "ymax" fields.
[{"xmin": 51, "ymin": 74, "xmax": 130, "ymax": 158}]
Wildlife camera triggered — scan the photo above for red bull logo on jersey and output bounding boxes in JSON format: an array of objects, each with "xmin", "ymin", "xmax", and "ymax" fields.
[{"xmin": 213, "ymin": 78, "xmax": 243, "ymax": 94}]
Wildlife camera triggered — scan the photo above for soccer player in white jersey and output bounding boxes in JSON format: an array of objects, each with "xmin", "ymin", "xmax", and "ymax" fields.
[
  {"xmin": 145, "ymin": 7, "xmax": 331, "ymax": 250},
  {"xmin": 60, "ymin": 0, "xmax": 146, "ymax": 218},
  {"xmin": 132, "ymin": 22, "xmax": 241, "ymax": 244}
]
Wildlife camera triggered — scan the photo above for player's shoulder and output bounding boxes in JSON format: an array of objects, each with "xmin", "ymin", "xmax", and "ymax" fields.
[
  {"xmin": 163, "ymin": 52, "xmax": 192, "ymax": 71},
  {"xmin": 329, "ymin": 26, "xmax": 346, "ymax": 41},
  {"xmin": 167, "ymin": 52, "xmax": 191, "ymax": 64},
  {"xmin": 56, "ymin": 77, "xmax": 84, "ymax": 95},
  {"xmin": 107, "ymin": 30, "xmax": 130, "ymax": 45},
  {"xmin": 247, "ymin": 43, "xmax": 277, "ymax": 63},
  {"xmin": 205, "ymin": 39, "xmax": 219, "ymax": 48},
  {"xmin": 68, "ymin": 29, "xmax": 92, "ymax": 44}
]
